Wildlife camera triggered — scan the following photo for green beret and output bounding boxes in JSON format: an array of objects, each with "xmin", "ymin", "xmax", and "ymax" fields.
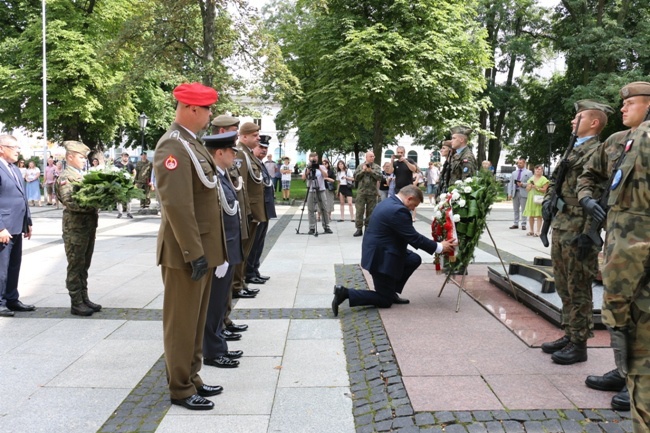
[
  {"xmin": 211, "ymin": 114, "xmax": 240, "ymax": 128},
  {"xmin": 450, "ymin": 126, "xmax": 472, "ymax": 138},
  {"xmin": 442, "ymin": 140, "xmax": 452, "ymax": 148},
  {"xmin": 620, "ymin": 82, "xmax": 650, "ymax": 100},
  {"xmin": 239, "ymin": 122, "xmax": 260, "ymax": 136},
  {"xmin": 574, "ymin": 99, "xmax": 614, "ymax": 116},
  {"xmin": 63, "ymin": 140, "xmax": 90, "ymax": 155}
]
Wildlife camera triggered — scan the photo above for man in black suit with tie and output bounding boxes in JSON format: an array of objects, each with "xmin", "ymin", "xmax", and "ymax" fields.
[
  {"xmin": 0, "ymin": 135, "xmax": 35, "ymax": 317},
  {"xmin": 202, "ymin": 131, "xmax": 245, "ymax": 369},
  {"xmin": 332, "ymin": 185, "xmax": 456, "ymax": 315}
]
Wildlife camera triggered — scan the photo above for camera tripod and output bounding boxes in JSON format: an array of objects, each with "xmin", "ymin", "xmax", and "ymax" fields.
[{"xmin": 296, "ymin": 168, "xmax": 328, "ymax": 236}]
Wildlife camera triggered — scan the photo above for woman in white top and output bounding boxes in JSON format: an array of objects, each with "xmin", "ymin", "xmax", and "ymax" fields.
[
  {"xmin": 335, "ymin": 160, "xmax": 355, "ymax": 222},
  {"xmin": 24, "ymin": 160, "xmax": 42, "ymax": 206}
]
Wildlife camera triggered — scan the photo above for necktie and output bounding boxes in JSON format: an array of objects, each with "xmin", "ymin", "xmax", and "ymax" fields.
[
  {"xmin": 516, "ymin": 169, "xmax": 522, "ymax": 181},
  {"xmin": 7, "ymin": 163, "xmax": 19, "ymax": 183}
]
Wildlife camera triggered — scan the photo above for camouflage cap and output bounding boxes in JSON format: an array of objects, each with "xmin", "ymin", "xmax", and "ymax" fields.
[
  {"xmin": 239, "ymin": 122, "xmax": 261, "ymax": 136},
  {"xmin": 63, "ymin": 140, "xmax": 90, "ymax": 155},
  {"xmin": 450, "ymin": 126, "xmax": 472, "ymax": 137},
  {"xmin": 211, "ymin": 114, "xmax": 240, "ymax": 128},
  {"xmin": 620, "ymin": 82, "xmax": 650, "ymax": 100},
  {"xmin": 574, "ymin": 99, "xmax": 615, "ymax": 116},
  {"xmin": 441, "ymin": 140, "xmax": 452, "ymax": 148}
]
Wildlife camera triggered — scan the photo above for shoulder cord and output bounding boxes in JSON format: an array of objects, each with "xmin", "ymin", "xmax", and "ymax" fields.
[
  {"xmin": 171, "ymin": 130, "xmax": 218, "ymax": 189},
  {"xmin": 241, "ymin": 147, "xmax": 265, "ymax": 185},
  {"xmin": 217, "ymin": 175, "xmax": 240, "ymax": 216}
]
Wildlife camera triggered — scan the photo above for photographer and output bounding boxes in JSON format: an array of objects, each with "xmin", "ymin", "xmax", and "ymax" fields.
[
  {"xmin": 353, "ymin": 152, "xmax": 382, "ymax": 237},
  {"xmin": 507, "ymin": 158, "xmax": 532, "ymax": 231},
  {"xmin": 301, "ymin": 152, "xmax": 334, "ymax": 235}
]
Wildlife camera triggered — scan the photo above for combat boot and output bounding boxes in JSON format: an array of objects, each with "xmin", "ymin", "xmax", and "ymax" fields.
[
  {"xmin": 81, "ymin": 289, "xmax": 102, "ymax": 312},
  {"xmin": 551, "ymin": 341, "xmax": 587, "ymax": 365},
  {"xmin": 70, "ymin": 291, "xmax": 94, "ymax": 316},
  {"xmin": 611, "ymin": 386, "xmax": 630, "ymax": 412}
]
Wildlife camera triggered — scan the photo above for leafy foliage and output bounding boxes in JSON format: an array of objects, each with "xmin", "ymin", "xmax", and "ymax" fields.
[{"xmin": 72, "ymin": 166, "xmax": 144, "ymax": 210}]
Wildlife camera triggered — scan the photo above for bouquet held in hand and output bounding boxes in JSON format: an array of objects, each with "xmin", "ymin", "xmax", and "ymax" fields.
[{"xmin": 72, "ymin": 166, "xmax": 144, "ymax": 210}]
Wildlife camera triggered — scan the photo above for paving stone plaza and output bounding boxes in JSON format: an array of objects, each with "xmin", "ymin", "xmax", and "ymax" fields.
[{"xmin": 0, "ymin": 201, "xmax": 633, "ymax": 433}]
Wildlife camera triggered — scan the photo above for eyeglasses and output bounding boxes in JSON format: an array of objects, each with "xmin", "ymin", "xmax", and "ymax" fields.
[{"xmin": 1, "ymin": 145, "xmax": 20, "ymax": 150}]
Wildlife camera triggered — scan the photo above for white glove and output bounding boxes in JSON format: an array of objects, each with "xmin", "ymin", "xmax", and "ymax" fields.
[{"xmin": 214, "ymin": 261, "xmax": 229, "ymax": 278}]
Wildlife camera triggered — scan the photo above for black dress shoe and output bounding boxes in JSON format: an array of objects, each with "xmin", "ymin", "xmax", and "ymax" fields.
[
  {"xmin": 257, "ymin": 274, "xmax": 270, "ymax": 281},
  {"xmin": 551, "ymin": 341, "xmax": 587, "ymax": 365},
  {"xmin": 332, "ymin": 285, "xmax": 349, "ymax": 317},
  {"xmin": 222, "ymin": 330, "xmax": 242, "ymax": 341},
  {"xmin": 308, "ymin": 229, "xmax": 315, "ymax": 235},
  {"xmin": 393, "ymin": 294, "xmax": 410, "ymax": 304},
  {"xmin": 611, "ymin": 386, "xmax": 630, "ymax": 411},
  {"xmin": 323, "ymin": 227, "xmax": 333, "ymax": 234},
  {"xmin": 170, "ymin": 394, "xmax": 214, "ymax": 410},
  {"xmin": 224, "ymin": 350, "xmax": 243, "ymax": 359},
  {"xmin": 0, "ymin": 306, "xmax": 15, "ymax": 317},
  {"xmin": 204, "ymin": 356, "xmax": 240, "ymax": 368},
  {"xmin": 541, "ymin": 336, "xmax": 570, "ymax": 354},
  {"xmin": 245, "ymin": 276, "xmax": 266, "ymax": 284},
  {"xmin": 353, "ymin": 229, "xmax": 363, "ymax": 237},
  {"xmin": 226, "ymin": 323, "xmax": 248, "ymax": 332},
  {"xmin": 197, "ymin": 384, "xmax": 223, "ymax": 397},
  {"xmin": 585, "ymin": 368, "xmax": 626, "ymax": 391},
  {"xmin": 233, "ymin": 289, "xmax": 257, "ymax": 299},
  {"xmin": 6, "ymin": 300, "xmax": 35, "ymax": 312}
]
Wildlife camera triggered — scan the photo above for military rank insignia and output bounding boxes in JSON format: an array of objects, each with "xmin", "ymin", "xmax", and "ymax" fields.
[{"xmin": 165, "ymin": 155, "xmax": 178, "ymax": 170}]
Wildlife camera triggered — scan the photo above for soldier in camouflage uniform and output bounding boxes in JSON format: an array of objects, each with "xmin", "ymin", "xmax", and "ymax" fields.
[
  {"xmin": 577, "ymin": 82, "xmax": 650, "ymax": 428},
  {"xmin": 449, "ymin": 126, "xmax": 477, "ymax": 185},
  {"xmin": 55, "ymin": 141, "xmax": 101, "ymax": 316},
  {"xmin": 540, "ymin": 100, "xmax": 614, "ymax": 365},
  {"xmin": 135, "ymin": 153, "xmax": 152, "ymax": 209},
  {"xmin": 438, "ymin": 140, "xmax": 453, "ymax": 194},
  {"xmin": 353, "ymin": 151, "xmax": 382, "ymax": 237}
]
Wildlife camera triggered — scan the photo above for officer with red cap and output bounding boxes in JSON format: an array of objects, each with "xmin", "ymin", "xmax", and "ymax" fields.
[{"xmin": 153, "ymin": 82, "xmax": 227, "ymax": 410}]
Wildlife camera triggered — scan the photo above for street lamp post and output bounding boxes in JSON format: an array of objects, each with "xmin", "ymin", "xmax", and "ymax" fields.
[
  {"xmin": 546, "ymin": 120, "xmax": 556, "ymax": 177},
  {"xmin": 138, "ymin": 112, "xmax": 148, "ymax": 149}
]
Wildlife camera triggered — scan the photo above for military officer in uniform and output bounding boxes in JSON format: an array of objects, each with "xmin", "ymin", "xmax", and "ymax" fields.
[
  {"xmin": 540, "ymin": 100, "xmax": 614, "ymax": 366},
  {"xmin": 154, "ymin": 82, "xmax": 227, "ymax": 411},
  {"xmin": 210, "ymin": 115, "xmax": 251, "ymax": 337},
  {"xmin": 353, "ymin": 151, "xmax": 382, "ymax": 237},
  {"xmin": 55, "ymin": 140, "xmax": 102, "ymax": 317},
  {"xmin": 202, "ymin": 131, "xmax": 245, "ymax": 369},
  {"xmin": 245, "ymin": 135, "xmax": 276, "ymax": 284},
  {"xmin": 135, "ymin": 152, "xmax": 153, "ymax": 209},
  {"xmin": 578, "ymin": 82, "xmax": 650, "ymax": 423},
  {"xmin": 448, "ymin": 126, "xmax": 477, "ymax": 185},
  {"xmin": 232, "ymin": 122, "xmax": 268, "ymax": 297},
  {"xmin": 438, "ymin": 140, "xmax": 452, "ymax": 194}
]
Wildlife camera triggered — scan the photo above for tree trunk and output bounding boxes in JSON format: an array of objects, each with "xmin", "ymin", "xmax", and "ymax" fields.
[
  {"xmin": 199, "ymin": 0, "xmax": 216, "ymax": 87},
  {"xmin": 372, "ymin": 105, "xmax": 384, "ymax": 162}
]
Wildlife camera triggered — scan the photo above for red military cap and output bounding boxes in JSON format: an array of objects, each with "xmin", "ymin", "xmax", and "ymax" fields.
[{"xmin": 173, "ymin": 82, "xmax": 219, "ymax": 106}]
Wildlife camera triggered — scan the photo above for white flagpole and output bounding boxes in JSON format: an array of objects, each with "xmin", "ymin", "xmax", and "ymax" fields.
[{"xmin": 42, "ymin": 0, "xmax": 47, "ymax": 171}]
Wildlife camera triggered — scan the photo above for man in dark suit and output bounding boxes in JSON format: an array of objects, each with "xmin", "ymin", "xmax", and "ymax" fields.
[
  {"xmin": 202, "ymin": 131, "xmax": 245, "ymax": 369},
  {"xmin": 332, "ymin": 185, "xmax": 456, "ymax": 315},
  {"xmin": 245, "ymin": 136, "xmax": 276, "ymax": 284},
  {"xmin": 153, "ymin": 82, "xmax": 226, "ymax": 411},
  {"xmin": 0, "ymin": 135, "xmax": 35, "ymax": 317}
]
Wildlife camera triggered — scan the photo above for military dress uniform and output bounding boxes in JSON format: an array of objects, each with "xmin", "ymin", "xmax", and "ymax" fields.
[
  {"xmin": 353, "ymin": 162, "xmax": 382, "ymax": 232},
  {"xmin": 449, "ymin": 146, "xmax": 477, "ymax": 185},
  {"xmin": 55, "ymin": 141, "xmax": 101, "ymax": 316},
  {"xmin": 135, "ymin": 158, "xmax": 153, "ymax": 208},
  {"xmin": 154, "ymin": 122, "xmax": 227, "ymax": 402},
  {"xmin": 577, "ymin": 82, "xmax": 650, "ymax": 430},
  {"xmin": 543, "ymin": 100, "xmax": 614, "ymax": 365}
]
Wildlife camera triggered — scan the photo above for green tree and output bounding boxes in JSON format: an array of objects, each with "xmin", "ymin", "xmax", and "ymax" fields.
[{"xmin": 267, "ymin": 0, "xmax": 492, "ymax": 159}]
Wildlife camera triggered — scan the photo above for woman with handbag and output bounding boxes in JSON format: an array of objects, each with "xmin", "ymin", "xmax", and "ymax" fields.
[{"xmin": 523, "ymin": 165, "xmax": 549, "ymax": 236}]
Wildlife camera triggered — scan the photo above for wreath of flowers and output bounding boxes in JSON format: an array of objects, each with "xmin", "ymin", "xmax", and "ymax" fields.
[
  {"xmin": 431, "ymin": 170, "xmax": 500, "ymax": 273},
  {"xmin": 72, "ymin": 166, "xmax": 144, "ymax": 210}
]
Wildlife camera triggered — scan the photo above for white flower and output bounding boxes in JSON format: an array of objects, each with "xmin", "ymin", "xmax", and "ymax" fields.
[
  {"xmin": 454, "ymin": 180, "xmax": 463, "ymax": 185},
  {"xmin": 453, "ymin": 214, "xmax": 461, "ymax": 223},
  {"xmin": 110, "ymin": 166, "xmax": 121, "ymax": 172},
  {"xmin": 433, "ymin": 211, "xmax": 442, "ymax": 219},
  {"xmin": 458, "ymin": 199, "xmax": 466, "ymax": 208},
  {"xmin": 464, "ymin": 177, "xmax": 473, "ymax": 184},
  {"xmin": 464, "ymin": 186, "xmax": 472, "ymax": 193},
  {"xmin": 451, "ymin": 191, "xmax": 460, "ymax": 201}
]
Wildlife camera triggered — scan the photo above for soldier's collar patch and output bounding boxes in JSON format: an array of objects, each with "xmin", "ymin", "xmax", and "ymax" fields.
[{"xmin": 165, "ymin": 155, "xmax": 178, "ymax": 170}]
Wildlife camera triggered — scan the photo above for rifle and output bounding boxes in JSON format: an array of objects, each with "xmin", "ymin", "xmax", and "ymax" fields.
[
  {"xmin": 584, "ymin": 108, "xmax": 650, "ymax": 250},
  {"xmin": 540, "ymin": 114, "xmax": 582, "ymax": 247}
]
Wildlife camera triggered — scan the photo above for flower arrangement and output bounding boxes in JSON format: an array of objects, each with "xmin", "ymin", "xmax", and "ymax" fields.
[
  {"xmin": 431, "ymin": 170, "xmax": 500, "ymax": 273},
  {"xmin": 72, "ymin": 166, "xmax": 144, "ymax": 210}
]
